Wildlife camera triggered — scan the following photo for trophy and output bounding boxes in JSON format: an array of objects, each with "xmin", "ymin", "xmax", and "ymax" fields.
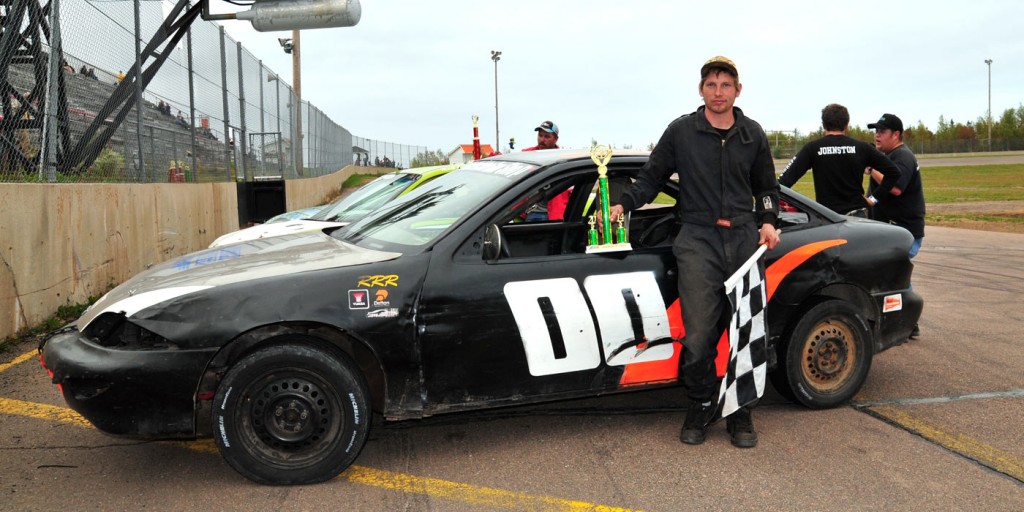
[{"xmin": 586, "ymin": 144, "xmax": 633, "ymax": 254}]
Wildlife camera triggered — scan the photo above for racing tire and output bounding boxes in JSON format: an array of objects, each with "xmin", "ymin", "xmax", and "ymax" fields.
[
  {"xmin": 770, "ymin": 300, "xmax": 873, "ymax": 409},
  {"xmin": 212, "ymin": 342, "xmax": 370, "ymax": 485}
]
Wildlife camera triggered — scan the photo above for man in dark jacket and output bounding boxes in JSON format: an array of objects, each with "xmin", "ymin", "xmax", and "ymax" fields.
[
  {"xmin": 867, "ymin": 113, "xmax": 925, "ymax": 337},
  {"xmin": 609, "ymin": 56, "xmax": 780, "ymax": 448},
  {"xmin": 779, "ymin": 104, "xmax": 901, "ymax": 217}
]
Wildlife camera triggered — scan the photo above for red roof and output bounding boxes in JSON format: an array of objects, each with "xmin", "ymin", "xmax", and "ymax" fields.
[{"xmin": 457, "ymin": 144, "xmax": 495, "ymax": 155}]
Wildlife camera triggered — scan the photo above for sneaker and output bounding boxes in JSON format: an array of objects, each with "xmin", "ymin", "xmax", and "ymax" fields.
[
  {"xmin": 680, "ymin": 401, "xmax": 714, "ymax": 445},
  {"xmin": 910, "ymin": 324, "xmax": 921, "ymax": 339},
  {"xmin": 726, "ymin": 408, "xmax": 758, "ymax": 448}
]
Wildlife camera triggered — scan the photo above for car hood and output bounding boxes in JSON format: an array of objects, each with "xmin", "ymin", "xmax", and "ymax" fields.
[
  {"xmin": 80, "ymin": 231, "xmax": 399, "ymax": 329},
  {"xmin": 209, "ymin": 219, "xmax": 347, "ymax": 248}
]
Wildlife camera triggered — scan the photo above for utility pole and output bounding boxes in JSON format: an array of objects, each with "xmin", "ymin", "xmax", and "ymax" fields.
[
  {"xmin": 491, "ymin": 50, "xmax": 501, "ymax": 153},
  {"xmin": 984, "ymin": 59, "xmax": 992, "ymax": 152}
]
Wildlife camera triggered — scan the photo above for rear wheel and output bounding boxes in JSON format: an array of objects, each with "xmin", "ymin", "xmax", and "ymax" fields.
[
  {"xmin": 770, "ymin": 300, "xmax": 873, "ymax": 408},
  {"xmin": 212, "ymin": 342, "xmax": 369, "ymax": 485}
]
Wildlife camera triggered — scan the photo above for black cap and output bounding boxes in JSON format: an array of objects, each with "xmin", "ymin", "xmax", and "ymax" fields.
[
  {"xmin": 868, "ymin": 113, "xmax": 904, "ymax": 133},
  {"xmin": 534, "ymin": 120, "xmax": 559, "ymax": 135}
]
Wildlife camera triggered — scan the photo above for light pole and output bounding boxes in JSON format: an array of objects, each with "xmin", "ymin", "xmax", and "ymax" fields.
[
  {"xmin": 984, "ymin": 59, "xmax": 992, "ymax": 152},
  {"xmin": 279, "ymin": 33, "xmax": 302, "ymax": 175},
  {"xmin": 491, "ymin": 50, "xmax": 501, "ymax": 153}
]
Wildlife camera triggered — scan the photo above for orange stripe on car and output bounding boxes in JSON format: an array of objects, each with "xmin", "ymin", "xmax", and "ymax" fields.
[{"xmin": 619, "ymin": 239, "xmax": 848, "ymax": 386}]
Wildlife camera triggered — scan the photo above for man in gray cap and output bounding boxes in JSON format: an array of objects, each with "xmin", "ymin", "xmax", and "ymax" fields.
[
  {"xmin": 609, "ymin": 56, "xmax": 780, "ymax": 448},
  {"xmin": 523, "ymin": 120, "xmax": 566, "ymax": 220}
]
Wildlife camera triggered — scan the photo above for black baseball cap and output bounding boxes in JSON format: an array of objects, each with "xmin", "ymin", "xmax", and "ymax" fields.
[
  {"xmin": 535, "ymin": 120, "xmax": 559, "ymax": 135},
  {"xmin": 868, "ymin": 113, "xmax": 904, "ymax": 133},
  {"xmin": 700, "ymin": 55, "xmax": 738, "ymax": 79}
]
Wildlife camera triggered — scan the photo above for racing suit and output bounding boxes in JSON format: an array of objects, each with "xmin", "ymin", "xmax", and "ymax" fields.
[{"xmin": 618, "ymin": 106, "xmax": 780, "ymax": 401}]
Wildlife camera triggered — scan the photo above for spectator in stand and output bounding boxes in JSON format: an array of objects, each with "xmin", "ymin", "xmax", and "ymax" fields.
[
  {"xmin": 116, "ymin": 70, "xmax": 125, "ymax": 83},
  {"xmin": 62, "ymin": 59, "xmax": 74, "ymax": 74},
  {"xmin": 79, "ymin": 65, "xmax": 88, "ymax": 75},
  {"xmin": 87, "ymin": 68, "xmax": 98, "ymax": 80}
]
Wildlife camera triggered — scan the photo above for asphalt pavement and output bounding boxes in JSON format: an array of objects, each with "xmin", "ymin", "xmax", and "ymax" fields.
[{"xmin": 1, "ymin": 228, "xmax": 1022, "ymax": 511}]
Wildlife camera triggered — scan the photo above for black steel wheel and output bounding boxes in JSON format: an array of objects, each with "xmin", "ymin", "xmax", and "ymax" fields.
[
  {"xmin": 212, "ymin": 342, "xmax": 369, "ymax": 485},
  {"xmin": 770, "ymin": 300, "xmax": 873, "ymax": 409}
]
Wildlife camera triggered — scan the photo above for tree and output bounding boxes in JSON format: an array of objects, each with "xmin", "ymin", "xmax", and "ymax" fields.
[{"xmin": 410, "ymin": 149, "xmax": 449, "ymax": 168}]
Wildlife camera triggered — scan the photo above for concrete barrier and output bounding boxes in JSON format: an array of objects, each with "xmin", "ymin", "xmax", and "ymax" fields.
[{"xmin": 0, "ymin": 164, "xmax": 389, "ymax": 342}]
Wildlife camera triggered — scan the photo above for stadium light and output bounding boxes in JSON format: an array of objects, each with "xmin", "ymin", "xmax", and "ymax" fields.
[{"xmin": 235, "ymin": 0, "xmax": 362, "ymax": 31}]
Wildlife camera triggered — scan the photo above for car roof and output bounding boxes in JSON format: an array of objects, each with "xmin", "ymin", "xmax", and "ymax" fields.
[
  {"xmin": 482, "ymin": 148, "xmax": 651, "ymax": 167},
  {"xmin": 401, "ymin": 163, "xmax": 463, "ymax": 178}
]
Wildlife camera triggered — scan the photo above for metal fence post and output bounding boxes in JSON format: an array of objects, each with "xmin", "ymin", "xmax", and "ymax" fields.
[
  {"xmin": 236, "ymin": 41, "xmax": 247, "ymax": 182},
  {"xmin": 219, "ymin": 26, "xmax": 231, "ymax": 180},
  {"xmin": 186, "ymin": 27, "xmax": 197, "ymax": 181},
  {"xmin": 133, "ymin": 0, "xmax": 145, "ymax": 181},
  {"xmin": 41, "ymin": 0, "xmax": 62, "ymax": 182}
]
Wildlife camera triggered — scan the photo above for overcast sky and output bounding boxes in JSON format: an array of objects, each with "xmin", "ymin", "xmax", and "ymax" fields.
[{"xmin": 214, "ymin": 0, "xmax": 1023, "ymax": 153}]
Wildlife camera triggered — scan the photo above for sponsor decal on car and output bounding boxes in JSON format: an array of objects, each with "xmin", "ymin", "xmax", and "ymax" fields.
[
  {"xmin": 883, "ymin": 293, "xmax": 903, "ymax": 313},
  {"xmin": 172, "ymin": 247, "xmax": 242, "ymax": 270},
  {"xmin": 367, "ymin": 308, "xmax": 399, "ymax": 319},
  {"xmin": 349, "ymin": 289, "xmax": 369, "ymax": 309},
  {"xmin": 373, "ymin": 289, "xmax": 390, "ymax": 307},
  {"xmin": 461, "ymin": 160, "xmax": 537, "ymax": 177},
  {"xmin": 357, "ymin": 274, "xmax": 399, "ymax": 287},
  {"xmin": 504, "ymin": 272, "xmax": 674, "ymax": 376}
]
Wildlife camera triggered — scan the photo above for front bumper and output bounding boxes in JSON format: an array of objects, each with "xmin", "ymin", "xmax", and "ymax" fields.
[
  {"xmin": 40, "ymin": 328, "xmax": 217, "ymax": 439},
  {"xmin": 873, "ymin": 288, "xmax": 924, "ymax": 352}
]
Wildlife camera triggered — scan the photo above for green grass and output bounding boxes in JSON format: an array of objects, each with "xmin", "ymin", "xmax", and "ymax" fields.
[
  {"xmin": 786, "ymin": 164, "xmax": 1024, "ymax": 204},
  {"xmin": 928, "ymin": 213, "xmax": 1024, "ymax": 224},
  {"xmin": 0, "ymin": 297, "xmax": 100, "ymax": 353},
  {"xmin": 343, "ymin": 173, "xmax": 377, "ymax": 188}
]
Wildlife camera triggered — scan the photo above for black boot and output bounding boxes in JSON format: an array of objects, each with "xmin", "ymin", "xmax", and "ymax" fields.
[
  {"xmin": 680, "ymin": 401, "xmax": 714, "ymax": 445},
  {"xmin": 726, "ymin": 407, "xmax": 758, "ymax": 448},
  {"xmin": 910, "ymin": 324, "xmax": 921, "ymax": 339}
]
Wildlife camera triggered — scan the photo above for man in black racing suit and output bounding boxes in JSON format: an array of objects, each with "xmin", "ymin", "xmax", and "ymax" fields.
[{"xmin": 610, "ymin": 56, "xmax": 780, "ymax": 448}]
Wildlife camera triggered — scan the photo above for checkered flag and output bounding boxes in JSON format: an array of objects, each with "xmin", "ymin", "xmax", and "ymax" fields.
[{"xmin": 716, "ymin": 245, "xmax": 769, "ymax": 419}]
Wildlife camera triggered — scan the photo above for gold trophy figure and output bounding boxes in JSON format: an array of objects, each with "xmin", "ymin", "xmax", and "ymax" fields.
[{"xmin": 586, "ymin": 144, "xmax": 633, "ymax": 254}]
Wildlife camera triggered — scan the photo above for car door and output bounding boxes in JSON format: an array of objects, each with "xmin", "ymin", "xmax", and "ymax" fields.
[{"xmin": 416, "ymin": 164, "xmax": 682, "ymax": 414}]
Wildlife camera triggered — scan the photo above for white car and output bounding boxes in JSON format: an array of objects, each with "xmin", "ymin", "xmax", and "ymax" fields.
[{"xmin": 210, "ymin": 164, "xmax": 460, "ymax": 247}]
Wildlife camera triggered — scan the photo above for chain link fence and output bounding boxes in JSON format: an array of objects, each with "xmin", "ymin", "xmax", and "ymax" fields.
[{"xmin": 0, "ymin": 0, "xmax": 424, "ymax": 184}]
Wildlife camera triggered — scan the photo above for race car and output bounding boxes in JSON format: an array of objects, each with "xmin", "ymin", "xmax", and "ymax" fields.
[
  {"xmin": 40, "ymin": 149, "xmax": 922, "ymax": 485},
  {"xmin": 209, "ymin": 164, "xmax": 459, "ymax": 247}
]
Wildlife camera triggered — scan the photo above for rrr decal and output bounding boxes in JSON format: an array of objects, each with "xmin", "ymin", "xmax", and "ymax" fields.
[
  {"xmin": 503, "ymin": 272, "xmax": 674, "ymax": 377},
  {"xmin": 357, "ymin": 274, "xmax": 399, "ymax": 288}
]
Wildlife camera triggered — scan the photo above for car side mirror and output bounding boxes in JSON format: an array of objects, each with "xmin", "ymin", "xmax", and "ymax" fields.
[{"xmin": 483, "ymin": 224, "xmax": 503, "ymax": 261}]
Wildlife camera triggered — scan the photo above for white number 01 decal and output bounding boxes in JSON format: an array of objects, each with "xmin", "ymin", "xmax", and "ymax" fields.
[{"xmin": 503, "ymin": 272, "xmax": 673, "ymax": 377}]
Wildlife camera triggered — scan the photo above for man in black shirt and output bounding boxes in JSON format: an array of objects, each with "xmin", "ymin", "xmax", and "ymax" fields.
[
  {"xmin": 867, "ymin": 113, "xmax": 925, "ymax": 337},
  {"xmin": 779, "ymin": 104, "xmax": 901, "ymax": 217}
]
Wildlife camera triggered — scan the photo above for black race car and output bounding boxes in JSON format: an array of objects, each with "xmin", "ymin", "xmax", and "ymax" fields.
[{"xmin": 41, "ymin": 149, "xmax": 922, "ymax": 485}]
